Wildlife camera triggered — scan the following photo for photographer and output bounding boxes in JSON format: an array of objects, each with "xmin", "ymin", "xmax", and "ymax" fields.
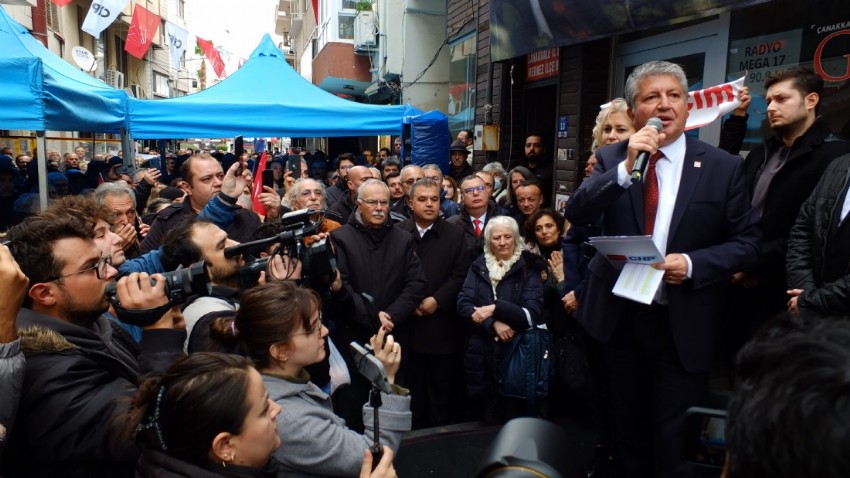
[
  {"xmin": 2, "ymin": 214, "xmax": 185, "ymax": 477},
  {"xmin": 215, "ymin": 281, "xmax": 411, "ymax": 477}
]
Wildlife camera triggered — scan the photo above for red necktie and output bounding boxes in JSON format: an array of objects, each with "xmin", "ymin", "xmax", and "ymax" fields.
[
  {"xmin": 473, "ymin": 218, "xmax": 482, "ymax": 237},
  {"xmin": 643, "ymin": 152, "xmax": 663, "ymax": 236}
]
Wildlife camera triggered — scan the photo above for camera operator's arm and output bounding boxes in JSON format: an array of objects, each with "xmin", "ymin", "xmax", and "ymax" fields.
[
  {"xmin": 0, "ymin": 244, "xmax": 28, "ymax": 455},
  {"xmin": 259, "ymin": 253, "xmax": 302, "ymax": 284},
  {"xmin": 114, "ymin": 273, "xmax": 186, "ymax": 374},
  {"xmin": 360, "ymin": 447, "xmax": 397, "ymax": 478}
]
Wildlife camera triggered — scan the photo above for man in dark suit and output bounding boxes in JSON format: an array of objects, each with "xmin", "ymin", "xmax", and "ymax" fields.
[
  {"xmin": 566, "ymin": 61, "xmax": 760, "ymax": 478},
  {"xmin": 397, "ymin": 178, "xmax": 470, "ymax": 428}
]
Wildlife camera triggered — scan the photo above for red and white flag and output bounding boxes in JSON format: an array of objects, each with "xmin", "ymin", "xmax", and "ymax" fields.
[
  {"xmin": 196, "ymin": 37, "xmax": 227, "ymax": 79},
  {"xmin": 124, "ymin": 5, "xmax": 161, "ymax": 59},
  {"xmin": 252, "ymin": 151, "xmax": 269, "ymax": 216}
]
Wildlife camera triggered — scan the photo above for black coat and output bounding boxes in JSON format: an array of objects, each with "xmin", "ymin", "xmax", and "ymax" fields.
[
  {"xmin": 397, "ymin": 217, "xmax": 471, "ymax": 354},
  {"xmin": 135, "ymin": 449, "xmax": 278, "ymax": 478},
  {"xmin": 457, "ymin": 253, "xmax": 543, "ymax": 399},
  {"xmin": 743, "ymin": 117, "xmax": 850, "ymax": 280},
  {"xmin": 787, "ymin": 153, "xmax": 850, "ymax": 315},
  {"xmin": 3, "ymin": 310, "xmax": 185, "ymax": 478},
  {"xmin": 329, "ymin": 212, "xmax": 426, "ymax": 347},
  {"xmin": 139, "ymin": 197, "xmax": 261, "ymax": 254}
]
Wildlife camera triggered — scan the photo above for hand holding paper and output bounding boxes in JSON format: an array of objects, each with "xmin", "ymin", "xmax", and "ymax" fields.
[{"xmin": 653, "ymin": 253, "xmax": 689, "ymax": 285}]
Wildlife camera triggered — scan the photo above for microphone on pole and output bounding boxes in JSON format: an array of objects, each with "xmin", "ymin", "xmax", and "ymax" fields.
[{"xmin": 630, "ymin": 117, "xmax": 664, "ymax": 182}]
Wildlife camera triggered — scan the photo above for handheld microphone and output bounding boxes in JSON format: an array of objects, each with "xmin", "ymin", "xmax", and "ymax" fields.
[{"xmin": 630, "ymin": 117, "xmax": 664, "ymax": 182}]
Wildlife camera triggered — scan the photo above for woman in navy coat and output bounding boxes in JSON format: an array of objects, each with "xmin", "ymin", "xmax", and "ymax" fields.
[{"xmin": 457, "ymin": 216, "xmax": 543, "ymax": 423}]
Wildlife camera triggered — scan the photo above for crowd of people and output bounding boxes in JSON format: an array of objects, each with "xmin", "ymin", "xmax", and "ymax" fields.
[{"xmin": 0, "ymin": 60, "xmax": 849, "ymax": 478}]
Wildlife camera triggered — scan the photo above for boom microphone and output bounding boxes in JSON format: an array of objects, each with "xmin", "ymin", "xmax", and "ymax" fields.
[{"xmin": 630, "ymin": 117, "xmax": 664, "ymax": 182}]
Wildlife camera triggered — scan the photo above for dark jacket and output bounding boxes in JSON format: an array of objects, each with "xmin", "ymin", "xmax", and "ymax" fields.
[
  {"xmin": 397, "ymin": 217, "xmax": 470, "ymax": 354},
  {"xmin": 787, "ymin": 153, "xmax": 850, "ymax": 315},
  {"xmin": 743, "ymin": 117, "xmax": 850, "ymax": 280},
  {"xmin": 3, "ymin": 309, "xmax": 185, "ymax": 478},
  {"xmin": 457, "ymin": 253, "xmax": 543, "ymax": 399},
  {"xmin": 448, "ymin": 162, "xmax": 475, "ymax": 183},
  {"xmin": 324, "ymin": 180, "xmax": 348, "ymax": 209},
  {"xmin": 135, "ymin": 449, "xmax": 278, "ymax": 478},
  {"xmin": 446, "ymin": 201, "xmax": 505, "ymax": 263},
  {"xmin": 139, "ymin": 195, "xmax": 261, "ymax": 254},
  {"xmin": 329, "ymin": 212, "xmax": 426, "ymax": 347},
  {"xmin": 329, "ymin": 193, "xmax": 356, "ymax": 224}
]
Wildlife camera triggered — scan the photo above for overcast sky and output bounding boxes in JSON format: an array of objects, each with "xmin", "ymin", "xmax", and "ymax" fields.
[{"xmin": 184, "ymin": 0, "xmax": 282, "ymax": 75}]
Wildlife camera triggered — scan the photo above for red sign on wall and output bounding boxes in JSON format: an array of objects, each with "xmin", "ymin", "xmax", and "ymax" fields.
[{"xmin": 526, "ymin": 48, "xmax": 560, "ymax": 82}]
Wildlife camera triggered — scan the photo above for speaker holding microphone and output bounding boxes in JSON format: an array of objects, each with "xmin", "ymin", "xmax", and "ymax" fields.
[{"xmin": 630, "ymin": 117, "xmax": 664, "ymax": 182}]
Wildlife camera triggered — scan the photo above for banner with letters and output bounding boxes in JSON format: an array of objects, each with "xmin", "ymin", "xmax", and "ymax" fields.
[
  {"xmin": 600, "ymin": 77, "xmax": 746, "ymax": 131},
  {"xmin": 82, "ymin": 0, "xmax": 131, "ymax": 38},
  {"xmin": 165, "ymin": 21, "xmax": 189, "ymax": 71}
]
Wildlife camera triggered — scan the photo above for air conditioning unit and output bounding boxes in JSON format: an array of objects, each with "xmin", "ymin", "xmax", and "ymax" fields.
[
  {"xmin": 130, "ymin": 83, "xmax": 148, "ymax": 99},
  {"xmin": 354, "ymin": 11, "xmax": 376, "ymax": 51},
  {"xmin": 105, "ymin": 69, "xmax": 124, "ymax": 89}
]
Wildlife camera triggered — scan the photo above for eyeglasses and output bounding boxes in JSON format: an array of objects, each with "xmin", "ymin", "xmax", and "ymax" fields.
[
  {"xmin": 425, "ymin": 176, "xmax": 441, "ymax": 182},
  {"xmin": 46, "ymin": 255, "xmax": 112, "ymax": 282},
  {"xmin": 360, "ymin": 199, "xmax": 390, "ymax": 207},
  {"xmin": 288, "ymin": 315, "xmax": 324, "ymax": 339},
  {"xmin": 340, "ymin": 165, "xmax": 353, "ymax": 171},
  {"xmin": 402, "ymin": 178, "xmax": 421, "ymax": 185},
  {"xmin": 463, "ymin": 185, "xmax": 486, "ymax": 194}
]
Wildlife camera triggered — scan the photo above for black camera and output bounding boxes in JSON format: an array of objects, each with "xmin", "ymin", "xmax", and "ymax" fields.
[
  {"xmin": 106, "ymin": 261, "xmax": 211, "ymax": 326},
  {"xmin": 224, "ymin": 209, "xmax": 337, "ymax": 291}
]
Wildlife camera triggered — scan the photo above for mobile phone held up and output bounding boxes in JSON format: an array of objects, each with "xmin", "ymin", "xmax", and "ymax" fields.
[
  {"xmin": 262, "ymin": 169, "xmax": 275, "ymax": 189},
  {"xmin": 684, "ymin": 407, "xmax": 727, "ymax": 469},
  {"xmin": 286, "ymin": 156, "xmax": 300, "ymax": 178}
]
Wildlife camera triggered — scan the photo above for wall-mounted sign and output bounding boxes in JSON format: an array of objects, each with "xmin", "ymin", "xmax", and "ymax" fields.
[{"xmin": 526, "ymin": 48, "xmax": 559, "ymax": 82}]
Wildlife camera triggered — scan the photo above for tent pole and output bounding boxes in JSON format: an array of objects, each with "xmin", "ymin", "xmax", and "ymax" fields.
[
  {"xmin": 121, "ymin": 129, "xmax": 135, "ymax": 171},
  {"xmin": 36, "ymin": 131, "xmax": 48, "ymax": 212}
]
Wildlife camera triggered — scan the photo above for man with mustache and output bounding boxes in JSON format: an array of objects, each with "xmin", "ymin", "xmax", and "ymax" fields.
[
  {"xmin": 522, "ymin": 133, "xmax": 553, "ymax": 207},
  {"xmin": 329, "ymin": 179, "xmax": 426, "ymax": 432}
]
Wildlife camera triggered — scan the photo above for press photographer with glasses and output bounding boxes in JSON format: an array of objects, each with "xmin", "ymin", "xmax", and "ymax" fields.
[{"xmin": 2, "ymin": 214, "xmax": 186, "ymax": 477}]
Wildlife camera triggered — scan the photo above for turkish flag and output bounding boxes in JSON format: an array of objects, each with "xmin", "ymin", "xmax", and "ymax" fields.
[
  {"xmin": 251, "ymin": 151, "xmax": 268, "ymax": 216},
  {"xmin": 52, "ymin": 0, "xmax": 73, "ymax": 6},
  {"xmin": 196, "ymin": 37, "xmax": 227, "ymax": 79},
  {"xmin": 124, "ymin": 5, "xmax": 161, "ymax": 59}
]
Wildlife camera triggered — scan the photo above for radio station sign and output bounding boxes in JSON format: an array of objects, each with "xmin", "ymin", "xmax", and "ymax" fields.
[
  {"xmin": 727, "ymin": 29, "xmax": 803, "ymax": 94},
  {"xmin": 526, "ymin": 48, "xmax": 560, "ymax": 82}
]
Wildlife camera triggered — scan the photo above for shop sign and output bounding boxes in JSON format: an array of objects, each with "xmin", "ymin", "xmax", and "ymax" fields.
[
  {"xmin": 727, "ymin": 29, "xmax": 803, "ymax": 94},
  {"xmin": 526, "ymin": 48, "xmax": 559, "ymax": 82}
]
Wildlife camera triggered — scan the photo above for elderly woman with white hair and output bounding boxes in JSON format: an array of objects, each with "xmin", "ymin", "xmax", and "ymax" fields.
[{"xmin": 457, "ymin": 215, "xmax": 543, "ymax": 423}]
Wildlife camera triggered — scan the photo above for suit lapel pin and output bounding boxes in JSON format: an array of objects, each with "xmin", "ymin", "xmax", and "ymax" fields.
[{"xmin": 694, "ymin": 161, "xmax": 702, "ymax": 168}]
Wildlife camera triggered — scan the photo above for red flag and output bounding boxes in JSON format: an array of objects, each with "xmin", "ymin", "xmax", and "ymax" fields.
[
  {"xmin": 312, "ymin": 0, "xmax": 319, "ymax": 23},
  {"xmin": 52, "ymin": 0, "xmax": 74, "ymax": 6},
  {"xmin": 124, "ymin": 5, "xmax": 161, "ymax": 59},
  {"xmin": 197, "ymin": 37, "xmax": 227, "ymax": 79},
  {"xmin": 252, "ymin": 151, "xmax": 269, "ymax": 216}
]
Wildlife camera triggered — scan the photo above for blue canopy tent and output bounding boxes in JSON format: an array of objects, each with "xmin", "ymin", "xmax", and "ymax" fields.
[
  {"xmin": 128, "ymin": 35, "xmax": 414, "ymax": 139},
  {"xmin": 0, "ymin": 6, "xmax": 127, "ymax": 132},
  {"xmin": 0, "ymin": 5, "xmax": 128, "ymax": 209}
]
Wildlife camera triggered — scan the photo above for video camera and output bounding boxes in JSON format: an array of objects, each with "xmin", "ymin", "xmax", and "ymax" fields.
[
  {"xmin": 106, "ymin": 261, "xmax": 211, "ymax": 326},
  {"xmin": 223, "ymin": 208, "xmax": 337, "ymax": 291}
]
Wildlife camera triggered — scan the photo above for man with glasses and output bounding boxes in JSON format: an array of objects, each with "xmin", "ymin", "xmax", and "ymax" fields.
[
  {"xmin": 448, "ymin": 174, "xmax": 504, "ymax": 259},
  {"xmin": 422, "ymin": 163, "xmax": 458, "ymax": 219},
  {"xmin": 325, "ymin": 153, "xmax": 356, "ymax": 207},
  {"xmin": 330, "ymin": 179, "xmax": 426, "ymax": 432},
  {"xmin": 3, "ymin": 214, "xmax": 185, "ymax": 477},
  {"xmin": 390, "ymin": 165, "xmax": 424, "ymax": 220}
]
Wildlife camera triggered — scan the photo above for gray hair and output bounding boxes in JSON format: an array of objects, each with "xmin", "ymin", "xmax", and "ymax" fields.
[
  {"xmin": 381, "ymin": 157, "xmax": 401, "ymax": 169},
  {"xmin": 483, "ymin": 216, "xmax": 523, "ymax": 256},
  {"xmin": 421, "ymin": 164, "xmax": 443, "ymax": 181},
  {"xmin": 94, "ymin": 181, "xmax": 136, "ymax": 208},
  {"xmin": 482, "ymin": 162, "xmax": 506, "ymax": 176},
  {"xmin": 623, "ymin": 61, "xmax": 688, "ymax": 110},
  {"xmin": 290, "ymin": 177, "xmax": 326, "ymax": 201},
  {"xmin": 409, "ymin": 178, "xmax": 440, "ymax": 199},
  {"xmin": 356, "ymin": 178, "xmax": 390, "ymax": 202}
]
